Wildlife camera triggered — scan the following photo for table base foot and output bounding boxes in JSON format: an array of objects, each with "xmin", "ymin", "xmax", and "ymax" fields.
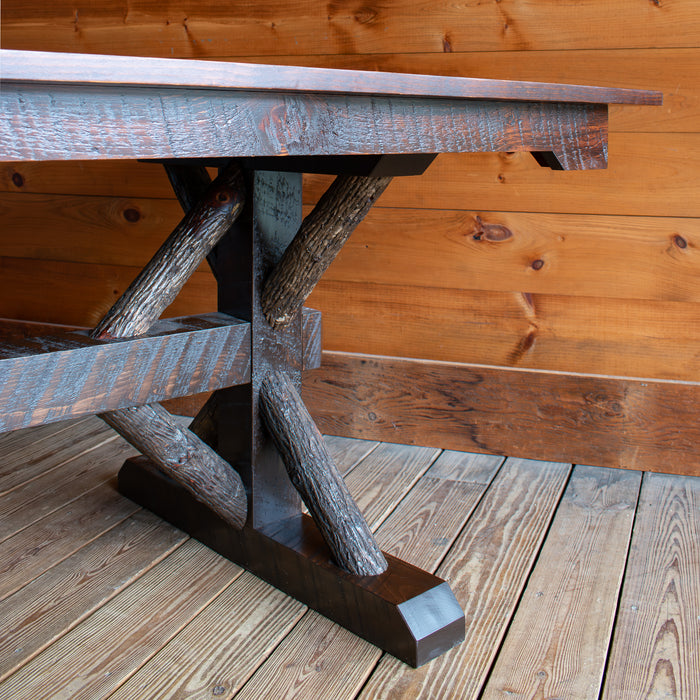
[{"xmin": 118, "ymin": 455, "xmax": 465, "ymax": 667}]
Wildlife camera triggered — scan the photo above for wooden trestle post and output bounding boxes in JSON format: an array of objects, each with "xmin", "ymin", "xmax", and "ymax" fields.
[
  {"xmin": 94, "ymin": 162, "xmax": 248, "ymax": 529},
  {"xmin": 167, "ymin": 165, "xmax": 389, "ymax": 573}
]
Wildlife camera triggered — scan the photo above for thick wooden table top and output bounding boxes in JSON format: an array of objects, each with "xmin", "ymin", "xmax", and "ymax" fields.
[{"xmin": 1, "ymin": 49, "xmax": 661, "ymax": 169}]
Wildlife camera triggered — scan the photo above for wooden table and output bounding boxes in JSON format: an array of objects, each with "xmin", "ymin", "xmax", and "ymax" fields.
[{"xmin": 0, "ymin": 50, "xmax": 661, "ymax": 667}]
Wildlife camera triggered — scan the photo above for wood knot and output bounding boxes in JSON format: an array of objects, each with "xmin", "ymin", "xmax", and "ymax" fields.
[
  {"xmin": 122, "ymin": 207, "xmax": 141, "ymax": 223},
  {"xmin": 442, "ymin": 34, "xmax": 453, "ymax": 52},
  {"xmin": 584, "ymin": 393, "xmax": 625, "ymax": 417},
  {"xmin": 354, "ymin": 6, "xmax": 379, "ymax": 24},
  {"xmin": 471, "ymin": 216, "xmax": 513, "ymax": 242},
  {"xmin": 673, "ymin": 234, "xmax": 688, "ymax": 249},
  {"xmin": 531, "ymin": 259, "xmax": 544, "ymax": 270},
  {"xmin": 208, "ymin": 186, "xmax": 243, "ymax": 210},
  {"xmin": 11, "ymin": 171, "xmax": 24, "ymax": 188},
  {"xmin": 508, "ymin": 325, "xmax": 538, "ymax": 364}
]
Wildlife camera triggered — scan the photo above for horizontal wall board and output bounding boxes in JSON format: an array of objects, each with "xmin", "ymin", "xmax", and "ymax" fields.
[
  {"xmin": 4, "ymin": 133, "xmax": 698, "ymax": 217},
  {"xmin": 3, "ymin": 256, "xmax": 698, "ymax": 381},
  {"xmin": 2, "ymin": 0, "xmax": 698, "ymax": 55},
  {"xmin": 4, "ymin": 195, "xmax": 698, "ymax": 304},
  {"xmin": 304, "ymin": 352, "xmax": 700, "ymax": 477},
  {"xmin": 0, "ymin": 313, "xmax": 251, "ymax": 432},
  {"xmin": 323, "ymin": 209, "xmax": 700, "ymax": 304},
  {"xmin": 0, "ymin": 160, "xmax": 177, "ymax": 199},
  {"xmin": 0, "ymin": 193, "xmax": 185, "ymax": 269},
  {"xmin": 308, "ymin": 281, "xmax": 700, "ymax": 381},
  {"xmin": 0, "ymin": 257, "xmax": 216, "ymax": 328}
]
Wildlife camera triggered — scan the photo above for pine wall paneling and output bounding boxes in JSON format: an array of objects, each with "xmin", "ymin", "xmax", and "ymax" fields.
[{"xmin": 1, "ymin": 2, "xmax": 698, "ymax": 465}]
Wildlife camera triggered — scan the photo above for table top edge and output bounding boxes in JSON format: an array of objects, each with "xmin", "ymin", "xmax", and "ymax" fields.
[{"xmin": 0, "ymin": 49, "xmax": 663, "ymax": 106}]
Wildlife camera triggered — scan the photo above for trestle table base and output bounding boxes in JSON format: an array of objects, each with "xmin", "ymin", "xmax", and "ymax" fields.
[{"xmin": 119, "ymin": 455, "xmax": 466, "ymax": 667}]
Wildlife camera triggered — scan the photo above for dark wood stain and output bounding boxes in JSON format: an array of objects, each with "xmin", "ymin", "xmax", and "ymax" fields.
[
  {"xmin": 0, "ymin": 314, "xmax": 251, "ymax": 433},
  {"xmin": 304, "ymin": 352, "xmax": 700, "ymax": 477},
  {"xmin": 118, "ymin": 456, "xmax": 465, "ymax": 667},
  {"xmin": 0, "ymin": 50, "xmax": 661, "ymax": 105},
  {"xmin": 508, "ymin": 325, "xmax": 538, "ymax": 364}
]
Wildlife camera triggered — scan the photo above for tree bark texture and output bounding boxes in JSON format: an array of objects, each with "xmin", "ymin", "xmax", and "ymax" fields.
[
  {"xmin": 101, "ymin": 403, "xmax": 246, "ymax": 528},
  {"xmin": 91, "ymin": 161, "xmax": 244, "ymax": 340},
  {"xmin": 259, "ymin": 369, "xmax": 388, "ymax": 576},
  {"xmin": 90, "ymin": 162, "xmax": 248, "ymax": 529},
  {"xmin": 261, "ymin": 174, "xmax": 392, "ymax": 330}
]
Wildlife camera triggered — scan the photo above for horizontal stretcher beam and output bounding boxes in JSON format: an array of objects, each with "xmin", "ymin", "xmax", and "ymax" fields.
[{"xmin": 0, "ymin": 308, "xmax": 322, "ymax": 434}]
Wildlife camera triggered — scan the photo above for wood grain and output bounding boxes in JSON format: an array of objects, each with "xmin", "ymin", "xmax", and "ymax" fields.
[
  {"xmin": 234, "ymin": 449, "xmax": 503, "ymax": 699},
  {"xmin": 342, "ymin": 442, "xmax": 440, "ymax": 531},
  {"xmin": 308, "ymin": 282, "xmax": 700, "ymax": 381},
  {"xmin": 4, "ymin": 131, "xmax": 695, "ymax": 207},
  {"xmin": 8, "ymin": 196, "xmax": 699, "ymax": 303},
  {"xmin": 0, "ymin": 49, "xmax": 659, "ymax": 105},
  {"xmin": 106, "ymin": 430, "xmax": 444, "ymax": 695},
  {"xmin": 2, "ymin": 135, "xmax": 696, "ymax": 215},
  {"xmin": 0, "ymin": 84, "xmax": 609, "ymax": 170},
  {"xmin": 0, "ymin": 540, "xmax": 240, "ymax": 700},
  {"xmin": 0, "ymin": 192, "xmax": 184, "ymax": 267},
  {"xmin": 0, "ymin": 314, "xmax": 251, "ymax": 433},
  {"xmin": 0, "ymin": 511, "xmax": 185, "ymax": 681},
  {"xmin": 91, "ymin": 163, "xmax": 244, "ymax": 339},
  {"xmin": 0, "ymin": 256, "xmax": 215, "ymax": 328},
  {"xmin": 262, "ymin": 174, "xmax": 393, "ymax": 329},
  {"xmin": 2, "ymin": 0, "xmax": 697, "ymax": 55},
  {"xmin": 100, "ymin": 403, "xmax": 247, "ymax": 529},
  {"xmin": 259, "ymin": 370, "xmax": 387, "ymax": 575},
  {"xmin": 305, "ymin": 134, "xmax": 700, "ymax": 218},
  {"xmin": 304, "ymin": 353, "xmax": 700, "ymax": 477},
  {"xmin": 2, "ymin": 133, "xmax": 695, "ymax": 217},
  {"xmin": 244, "ymin": 48, "xmax": 698, "ymax": 134},
  {"xmin": 0, "ymin": 160, "xmax": 177, "ymax": 198},
  {"xmin": 602, "ymin": 473, "xmax": 700, "ymax": 700},
  {"xmin": 482, "ymin": 465, "xmax": 641, "ymax": 699},
  {"xmin": 171, "ymin": 315, "xmax": 321, "ymax": 445},
  {"xmin": 235, "ymin": 613, "xmax": 381, "ymax": 700},
  {"xmin": 321, "ymin": 208, "xmax": 700, "ymax": 304},
  {"xmin": 376, "ymin": 451, "xmax": 505, "ymax": 567},
  {"xmin": 75, "ymin": 161, "xmax": 249, "ymax": 532},
  {"xmin": 323, "ymin": 435, "xmax": 379, "ymax": 476},
  {"xmin": 0, "ymin": 417, "xmax": 113, "ymax": 495},
  {"xmin": 0, "ymin": 483, "xmax": 139, "ymax": 601},
  {"xmin": 108, "ymin": 572, "xmax": 307, "ymax": 700},
  {"xmin": 0, "ymin": 438, "xmax": 136, "ymax": 542},
  {"xmin": 360, "ymin": 458, "xmax": 571, "ymax": 699}
]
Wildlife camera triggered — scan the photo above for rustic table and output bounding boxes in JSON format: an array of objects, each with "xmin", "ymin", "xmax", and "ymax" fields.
[{"xmin": 0, "ymin": 50, "xmax": 660, "ymax": 667}]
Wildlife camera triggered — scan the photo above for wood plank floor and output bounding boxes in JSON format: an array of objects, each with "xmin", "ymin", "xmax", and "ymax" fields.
[{"xmin": 0, "ymin": 417, "xmax": 698, "ymax": 699}]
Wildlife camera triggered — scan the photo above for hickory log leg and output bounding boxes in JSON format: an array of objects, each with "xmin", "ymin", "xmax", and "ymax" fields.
[
  {"xmin": 93, "ymin": 162, "xmax": 247, "ymax": 529},
  {"xmin": 260, "ymin": 370, "xmax": 387, "ymax": 576}
]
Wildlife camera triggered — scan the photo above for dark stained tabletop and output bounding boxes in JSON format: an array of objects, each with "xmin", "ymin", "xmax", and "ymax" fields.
[
  {"xmin": 1, "ymin": 49, "xmax": 661, "ymax": 105},
  {"xmin": 0, "ymin": 50, "xmax": 661, "ymax": 168}
]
